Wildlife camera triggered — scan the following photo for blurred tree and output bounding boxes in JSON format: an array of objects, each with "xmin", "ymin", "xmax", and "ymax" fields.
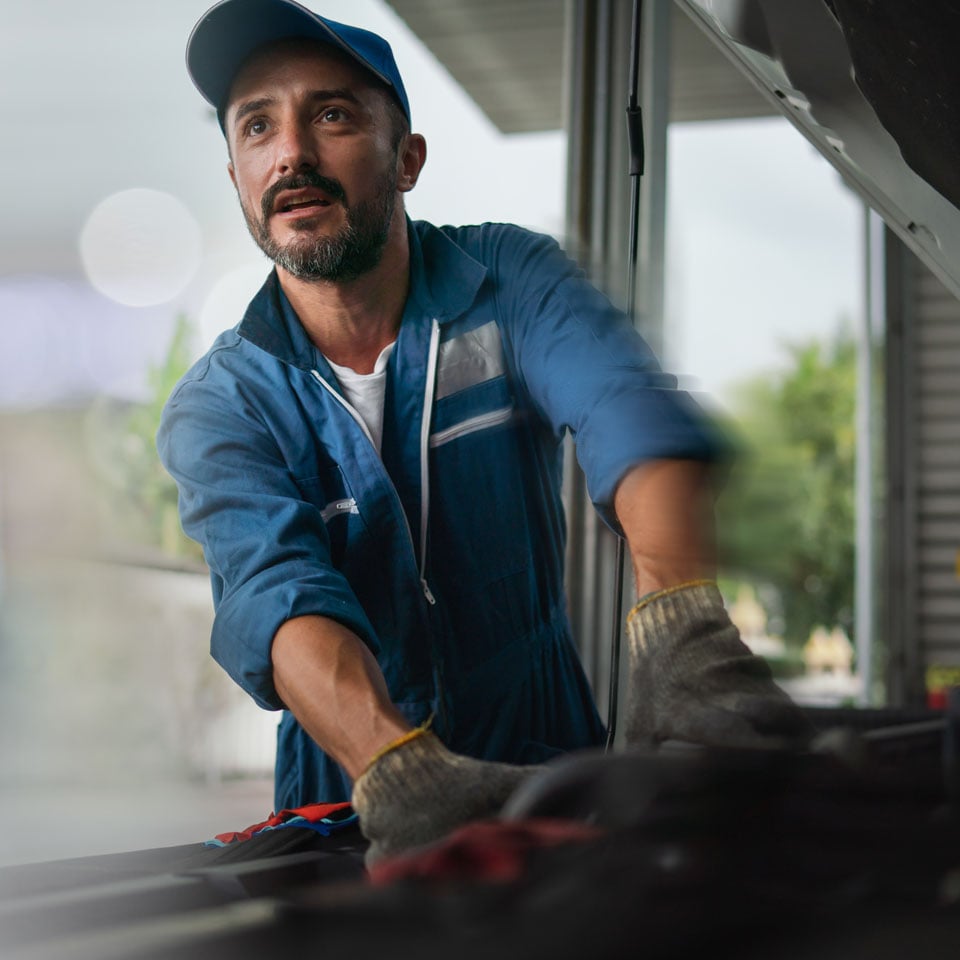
[
  {"xmin": 717, "ymin": 326, "xmax": 856, "ymax": 649},
  {"xmin": 123, "ymin": 313, "xmax": 201, "ymax": 560},
  {"xmin": 85, "ymin": 314, "xmax": 203, "ymax": 563}
]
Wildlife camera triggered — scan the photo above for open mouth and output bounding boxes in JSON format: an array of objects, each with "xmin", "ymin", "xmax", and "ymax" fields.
[{"xmin": 275, "ymin": 191, "xmax": 335, "ymax": 215}]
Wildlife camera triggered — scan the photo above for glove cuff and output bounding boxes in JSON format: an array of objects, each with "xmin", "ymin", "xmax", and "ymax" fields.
[
  {"xmin": 626, "ymin": 580, "xmax": 729, "ymax": 656},
  {"xmin": 352, "ymin": 732, "xmax": 539, "ymax": 864},
  {"xmin": 360, "ymin": 715, "xmax": 434, "ymax": 778},
  {"xmin": 352, "ymin": 730, "xmax": 455, "ymax": 814},
  {"xmin": 627, "ymin": 579, "xmax": 718, "ymax": 621}
]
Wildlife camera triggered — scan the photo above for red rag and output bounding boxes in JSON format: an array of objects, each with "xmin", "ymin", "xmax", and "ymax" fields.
[{"xmin": 367, "ymin": 818, "xmax": 602, "ymax": 886}]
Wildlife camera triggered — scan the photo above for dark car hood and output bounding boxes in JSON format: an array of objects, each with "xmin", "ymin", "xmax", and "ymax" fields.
[{"xmin": 677, "ymin": 0, "xmax": 960, "ymax": 299}]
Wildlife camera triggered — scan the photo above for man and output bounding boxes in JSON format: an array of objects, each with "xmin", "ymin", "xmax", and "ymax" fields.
[{"xmin": 160, "ymin": 0, "xmax": 807, "ymax": 863}]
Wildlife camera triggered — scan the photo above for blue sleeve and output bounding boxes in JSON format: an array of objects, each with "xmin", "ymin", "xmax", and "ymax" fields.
[
  {"xmin": 489, "ymin": 226, "xmax": 726, "ymax": 530},
  {"xmin": 157, "ymin": 359, "xmax": 379, "ymax": 711}
]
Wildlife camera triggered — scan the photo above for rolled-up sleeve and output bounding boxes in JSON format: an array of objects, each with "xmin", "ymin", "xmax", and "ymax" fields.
[
  {"xmin": 157, "ymin": 366, "xmax": 378, "ymax": 711},
  {"xmin": 492, "ymin": 228, "xmax": 727, "ymax": 529}
]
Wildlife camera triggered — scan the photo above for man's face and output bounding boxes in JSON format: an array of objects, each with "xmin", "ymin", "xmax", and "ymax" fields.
[{"xmin": 225, "ymin": 40, "xmax": 408, "ymax": 282}]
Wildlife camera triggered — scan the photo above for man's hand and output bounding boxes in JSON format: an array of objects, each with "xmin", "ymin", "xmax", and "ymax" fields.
[
  {"xmin": 613, "ymin": 462, "xmax": 810, "ymax": 750},
  {"xmin": 273, "ymin": 617, "xmax": 537, "ymax": 864},
  {"xmin": 624, "ymin": 581, "xmax": 812, "ymax": 750},
  {"xmin": 351, "ymin": 730, "xmax": 537, "ymax": 865}
]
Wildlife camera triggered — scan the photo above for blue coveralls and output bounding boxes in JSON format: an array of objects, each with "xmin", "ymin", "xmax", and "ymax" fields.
[{"xmin": 158, "ymin": 220, "xmax": 721, "ymax": 808}]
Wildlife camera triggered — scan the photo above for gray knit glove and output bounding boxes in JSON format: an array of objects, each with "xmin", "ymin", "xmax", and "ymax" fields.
[
  {"xmin": 624, "ymin": 581, "xmax": 811, "ymax": 751},
  {"xmin": 351, "ymin": 729, "xmax": 538, "ymax": 865}
]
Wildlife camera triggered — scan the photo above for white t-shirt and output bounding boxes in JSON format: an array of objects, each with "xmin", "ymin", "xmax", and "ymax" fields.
[{"xmin": 325, "ymin": 341, "xmax": 396, "ymax": 454}]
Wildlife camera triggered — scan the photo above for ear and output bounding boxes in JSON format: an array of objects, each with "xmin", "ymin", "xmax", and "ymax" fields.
[
  {"xmin": 227, "ymin": 161, "xmax": 237, "ymax": 190},
  {"xmin": 396, "ymin": 134, "xmax": 427, "ymax": 194}
]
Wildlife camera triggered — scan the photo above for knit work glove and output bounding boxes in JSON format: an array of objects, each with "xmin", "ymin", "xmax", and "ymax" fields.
[
  {"xmin": 624, "ymin": 581, "xmax": 811, "ymax": 751},
  {"xmin": 351, "ymin": 728, "xmax": 538, "ymax": 865}
]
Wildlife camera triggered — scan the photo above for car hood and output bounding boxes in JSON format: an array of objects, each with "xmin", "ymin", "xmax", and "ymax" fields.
[{"xmin": 677, "ymin": 0, "xmax": 960, "ymax": 299}]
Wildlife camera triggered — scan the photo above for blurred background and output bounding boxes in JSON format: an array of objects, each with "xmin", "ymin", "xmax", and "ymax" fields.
[{"xmin": 0, "ymin": 0, "xmax": 874, "ymax": 864}]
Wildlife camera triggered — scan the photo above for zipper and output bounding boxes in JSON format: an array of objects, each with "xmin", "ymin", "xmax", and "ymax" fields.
[
  {"xmin": 420, "ymin": 319, "xmax": 446, "ymax": 734},
  {"xmin": 311, "ymin": 360, "xmax": 439, "ymax": 606},
  {"xmin": 319, "ymin": 498, "xmax": 358, "ymax": 523},
  {"xmin": 428, "ymin": 404, "xmax": 514, "ymax": 448},
  {"xmin": 418, "ymin": 319, "xmax": 441, "ymax": 603},
  {"xmin": 313, "ymin": 331, "xmax": 446, "ymax": 731}
]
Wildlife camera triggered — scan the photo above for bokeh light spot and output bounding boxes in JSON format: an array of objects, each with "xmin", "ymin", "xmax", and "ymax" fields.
[{"xmin": 80, "ymin": 188, "xmax": 202, "ymax": 307}]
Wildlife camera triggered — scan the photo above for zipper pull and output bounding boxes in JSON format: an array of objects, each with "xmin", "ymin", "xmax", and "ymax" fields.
[{"xmin": 421, "ymin": 578, "xmax": 437, "ymax": 605}]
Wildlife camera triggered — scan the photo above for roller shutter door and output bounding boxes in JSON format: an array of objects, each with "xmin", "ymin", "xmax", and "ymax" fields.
[
  {"xmin": 915, "ymin": 262, "xmax": 960, "ymax": 680},
  {"xmin": 888, "ymin": 238, "xmax": 960, "ymax": 703}
]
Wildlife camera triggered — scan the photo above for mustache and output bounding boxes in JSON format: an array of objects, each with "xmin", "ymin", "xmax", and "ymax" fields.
[{"xmin": 260, "ymin": 171, "xmax": 347, "ymax": 221}]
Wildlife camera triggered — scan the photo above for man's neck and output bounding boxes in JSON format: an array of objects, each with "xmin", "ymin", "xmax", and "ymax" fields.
[{"xmin": 277, "ymin": 224, "xmax": 410, "ymax": 375}]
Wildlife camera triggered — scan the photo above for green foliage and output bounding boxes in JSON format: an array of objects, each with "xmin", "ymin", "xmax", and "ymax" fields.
[
  {"xmin": 717, "ymin": 328, "xmax": 856, "ymax": 648},
  {"xmin": 86, "ymin": 314, "xmax": 203, "ymax": 563},
  {"xmin": 124, "ymin": 314, "xmax": 202, "ymax": 560}
]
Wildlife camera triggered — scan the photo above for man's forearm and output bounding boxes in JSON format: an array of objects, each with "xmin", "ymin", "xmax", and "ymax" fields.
[
  {"xmin": 613, "ymin": 459, "xmax": 717, "ymax": 597},
  {"xmin": 615, "ymin": 459, "xmax": 811, "ymax": 750},
  {"xmin": 271, "ymin": 615, "xmax": 411, "ymax": 780},
  {"xmin": 273, "ymin": 616, "xmax": 538, "ymax": 864}
]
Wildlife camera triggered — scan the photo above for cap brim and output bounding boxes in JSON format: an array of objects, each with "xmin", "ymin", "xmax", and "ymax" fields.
[{"xmin": 187, "ymin": 0, "xmax": 393, "ymax": 119}]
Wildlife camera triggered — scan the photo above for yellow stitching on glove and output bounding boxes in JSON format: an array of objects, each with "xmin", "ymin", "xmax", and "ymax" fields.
[
  {"xmin": 362, "ymin": 714, "xmax": 434, "ymax": 776},
  {"xmin": 626, "ymin": 579, "xmax": 716, "ymax": 623}
]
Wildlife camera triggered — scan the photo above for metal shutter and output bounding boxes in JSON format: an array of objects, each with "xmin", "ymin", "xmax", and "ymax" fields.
[
  {"xmin": 915, "ymin": 260, "xmax": 960, "ymax": 681},
  {"xmin": 887, "ymin": 233, "xmax": 960, "ymax": 704}
]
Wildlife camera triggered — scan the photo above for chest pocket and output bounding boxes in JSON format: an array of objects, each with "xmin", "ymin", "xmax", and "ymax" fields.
[{"xmin": 435, "ymin": 320, "xmax": 506, "ymax": 403}]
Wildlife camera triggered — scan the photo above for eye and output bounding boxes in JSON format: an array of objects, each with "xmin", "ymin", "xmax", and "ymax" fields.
[
  {"xmin": 244, "ymin": 117, "xmax": 268, "ymax": 138},
  {"xmin": 319, "ymin": 106, "xmax": 349, "ymax": 123}
]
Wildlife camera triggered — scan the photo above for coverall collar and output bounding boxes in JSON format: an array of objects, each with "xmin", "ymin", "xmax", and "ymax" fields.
[{"xmin": 235, "ymin": 218, "xmax": 490, "ymax": 370}]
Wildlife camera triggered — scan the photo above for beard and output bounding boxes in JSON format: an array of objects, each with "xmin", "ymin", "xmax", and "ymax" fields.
[{"xmin": 243, "ymin": 169, "xmax": 397, "ymax": 283}]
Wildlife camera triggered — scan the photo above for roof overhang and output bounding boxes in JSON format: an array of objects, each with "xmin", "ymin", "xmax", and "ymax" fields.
[
  {"xmin": 384, "ymin": 0, "xmax": 774, "ymax": 132},
  {"xmin": 388, "ymin": 0, "xmax": 960, "ymax": 300}
]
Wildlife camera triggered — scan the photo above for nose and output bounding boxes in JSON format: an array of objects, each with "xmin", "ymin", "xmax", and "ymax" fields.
[{"xmin": 275, "ymin": 120, "xmax": 319, "ymax": 175}]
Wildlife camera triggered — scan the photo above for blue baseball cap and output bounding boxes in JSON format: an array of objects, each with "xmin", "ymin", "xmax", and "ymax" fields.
[{"xmin": 186, "ymin": 0, "xmax": 411, "ymax": 132}]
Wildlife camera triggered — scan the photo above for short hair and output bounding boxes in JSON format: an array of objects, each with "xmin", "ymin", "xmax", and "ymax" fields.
[{"xmin": 383, "ymin": 93, "xmax": 409, "ymax": 149}]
